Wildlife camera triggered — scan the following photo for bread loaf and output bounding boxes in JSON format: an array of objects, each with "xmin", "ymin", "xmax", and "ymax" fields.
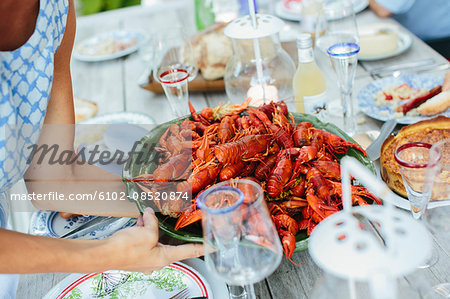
[{"xmin": 74, "ymin": 97, "xmax": 98, "ymax": 123}]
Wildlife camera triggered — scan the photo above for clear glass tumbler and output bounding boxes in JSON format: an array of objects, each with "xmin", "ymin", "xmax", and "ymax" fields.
[{"xmin": 153, "ymin": 28, "xmax": 198, "ymax": 118}]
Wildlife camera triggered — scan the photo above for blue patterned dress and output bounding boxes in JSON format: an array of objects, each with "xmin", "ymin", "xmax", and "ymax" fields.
[{"xmin": 0, "ymin": 1, "xmax": 68, "ymax": 297}]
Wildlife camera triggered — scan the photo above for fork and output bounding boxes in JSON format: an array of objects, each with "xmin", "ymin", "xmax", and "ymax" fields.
[{"xmin": 169, "ymin": 288, "xmax": 190, "ymax": 299}]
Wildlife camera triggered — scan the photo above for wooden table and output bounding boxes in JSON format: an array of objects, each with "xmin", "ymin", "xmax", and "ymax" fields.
[{"xmin": 16, "ymin": 2, "xmax": 449, "ymax": 298}]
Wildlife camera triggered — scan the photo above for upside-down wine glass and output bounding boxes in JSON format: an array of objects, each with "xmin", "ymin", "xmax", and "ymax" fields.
[
  {"xmin": 153, "ymin": 28, "xmax": 198, "ymax": 118},
  {"xmin": 327, "ymin": 42, "xmax": 359, "ymax": 136},
  {"xmin": 394, "ymin": 142, "xmax": 442, "ymax": 268},
  {"xmin": 197, "ymin": 179, "xmax": 283, "ymax": 299},
  {"xmin": 422, "ymin": 139, "xmax": 450, "ymax": 299}
]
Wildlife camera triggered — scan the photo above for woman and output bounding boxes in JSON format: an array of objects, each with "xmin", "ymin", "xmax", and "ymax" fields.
[{"xmin": 0, "ymin": 0, "xmax": 203, "ymax": 297}]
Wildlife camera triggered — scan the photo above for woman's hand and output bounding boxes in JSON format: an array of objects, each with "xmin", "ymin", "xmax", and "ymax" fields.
[{"xmin": 103, "ymin": 208, "xmax": 204, "ymax": 274}]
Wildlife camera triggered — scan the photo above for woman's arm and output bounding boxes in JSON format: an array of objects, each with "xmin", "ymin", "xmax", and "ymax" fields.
[
  {"xmin": 0, "ymin": 209, "xmax": 203, "ymax": 274},
  {"xmin": 25, "ymin": 0, "xmax": 139, "ymax": 217}
]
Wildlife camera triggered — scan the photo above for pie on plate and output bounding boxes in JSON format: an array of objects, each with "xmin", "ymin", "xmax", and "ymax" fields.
[{"xmin": 380, "ymin": 115, "xmax": 450, "ymax": 197}]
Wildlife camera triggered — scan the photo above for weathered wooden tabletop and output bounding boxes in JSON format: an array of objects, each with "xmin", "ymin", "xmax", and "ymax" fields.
[{"xmin": 16, "ymin": 2, "xmax": 449, "ymax": 298}]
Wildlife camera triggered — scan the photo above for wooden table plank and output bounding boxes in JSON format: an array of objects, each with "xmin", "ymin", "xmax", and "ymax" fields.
[{"xmin": 71, "ymin": 16, "xmax": 125, "ymax": 114}]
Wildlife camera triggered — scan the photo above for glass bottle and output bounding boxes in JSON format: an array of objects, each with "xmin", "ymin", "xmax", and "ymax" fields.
[
  {"xmin": 292, "ymin": 33, "xmax": 327, "ymax": 116},
  {"xmin": 300, "ymin": 0, "xmax": 322, "ymax": 40},
  {"xmin": 195, "ymin": 0, "xmax": 216, "ymax": 31}
]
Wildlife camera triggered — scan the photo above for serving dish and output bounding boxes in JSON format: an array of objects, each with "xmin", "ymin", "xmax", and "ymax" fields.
[{"xmin": 123, "ymin": 112, "xmax": 375, "ymax": 252}]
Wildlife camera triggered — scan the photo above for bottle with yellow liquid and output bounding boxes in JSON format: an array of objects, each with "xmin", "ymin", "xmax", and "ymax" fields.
[{"xmin": 293, "ymin": 33, "xmax": 327, "ymax": 117}]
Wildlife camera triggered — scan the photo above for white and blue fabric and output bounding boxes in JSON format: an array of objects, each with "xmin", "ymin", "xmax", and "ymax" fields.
[
  {"xmin": 0, "ymin": 0, "xmax": 68, "ymax": 194},
  {"xmin": 0, "ymin": 0, "xmax": 68, "ymax": 297}
]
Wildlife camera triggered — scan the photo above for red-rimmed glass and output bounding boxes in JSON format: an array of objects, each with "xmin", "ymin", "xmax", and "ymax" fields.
[
  {"xmin": 152, "ymin": 27, "xmax": 198, "ymax": 118},
  {"xmin": 394, "ymin": 142, "xmax": 436, "ymax": 219}
]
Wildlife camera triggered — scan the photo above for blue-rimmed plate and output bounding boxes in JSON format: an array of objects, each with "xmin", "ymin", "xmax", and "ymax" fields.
[
  {"xmin": 358, "ymin": 74, "xmax": 447, "ymax": 124},
  {"xmin": 29, "ymin": 211, "xmax": 136, "ymax": 240}
]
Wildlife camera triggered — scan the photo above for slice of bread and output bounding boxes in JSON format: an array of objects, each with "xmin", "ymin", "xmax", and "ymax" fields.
[
  {"xmin": 417, "ymin": 90, "xmax": 450, "ymax": 116},
  {"xmin": 380, "ymin": 115, "xmax": 450, "ymax": 197},
  {"xmin": 74, "ymin": 97, "xmax": 98, "ymax": 123}
]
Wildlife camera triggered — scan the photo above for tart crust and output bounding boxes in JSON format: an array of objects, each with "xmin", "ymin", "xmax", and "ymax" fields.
[{"xmin": 380, "ymin": 116, "xmax": 450, "ymax": 197}]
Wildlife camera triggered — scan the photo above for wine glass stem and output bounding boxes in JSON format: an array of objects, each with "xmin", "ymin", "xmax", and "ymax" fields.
[
  {"xmin": 340, "ymin": 89, "xmax": 356, "ymax": 135},
  {"xmin": 229, "ymin": 284, "xmax": 256, "ymax": 299}
]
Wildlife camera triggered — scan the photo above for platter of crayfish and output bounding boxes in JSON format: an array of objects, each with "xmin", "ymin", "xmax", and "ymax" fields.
[{"xmin": 123, "ymin": 100, "xmax": 377, "ymax": 258}]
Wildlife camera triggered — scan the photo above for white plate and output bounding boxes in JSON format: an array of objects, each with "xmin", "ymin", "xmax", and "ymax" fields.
[
  {"xmin": 73, "ymin": 30, "xmax": 147, "ymax": 62},
  {"xmin": 358, "ymin": 31, "xmax": 413, "ymax": 61},
  {"xmin": 29, "ymin": 211, "xmax": 136, "ymax": 240},
  {"xmin": 275, "ymin": 0, "xmax": 368, "ymax": 22},
  {"xmin": 76, "ymin": 112, "xmax": 155, "ymax": 176},
  {"xmin": 79, "ymin": 112, "xmax": 155, "ymax": 125},
  {"xmin": 357, "ymin": 74, "xmax": 447, "ymax": 124},
  {"xmin": 43, "ymin": 260, "xmax": 221, "ymax": 299}
]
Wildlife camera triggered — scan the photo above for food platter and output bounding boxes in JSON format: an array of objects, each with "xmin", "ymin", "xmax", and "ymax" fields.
[
  {"xmin": 358, "ymin": 74, "xmax": 447, "ymax": 124},
  {"xmin": 123, "ymin": 112, "xmax": 375, "ymax": 252},
  {"xmin": 73, "ymin": 30, "xmax": 146, "ymax": 62}
]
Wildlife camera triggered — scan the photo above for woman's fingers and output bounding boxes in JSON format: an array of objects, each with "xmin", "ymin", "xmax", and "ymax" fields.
[
  {"xmin": 142, "ymin": 208, "xmax": 158, "ymax": 232},
  {"xmin": 161, "ymin": 243, "xmax": 205, "ymax": 264},
  {"xmin": 136, "ymin": 214, "xmax": 144, "ymax": 227}
]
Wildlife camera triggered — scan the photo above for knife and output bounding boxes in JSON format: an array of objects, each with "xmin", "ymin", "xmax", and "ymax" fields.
[
  {"xmin": 59, "ymin": 216, "xmax": 128, "ymax": 239},
  {"xmin": 368, "ymin": 59, "xmax": 435, "ymax": 75},
  {"xmin": 366, "ymin": 119, "xmax": 397, "ymax": 161}
]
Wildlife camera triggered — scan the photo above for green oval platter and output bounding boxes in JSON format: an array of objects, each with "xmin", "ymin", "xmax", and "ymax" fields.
[{"xmin": 123, "ymin": 112, "xmax": 376, "ymax": 252}]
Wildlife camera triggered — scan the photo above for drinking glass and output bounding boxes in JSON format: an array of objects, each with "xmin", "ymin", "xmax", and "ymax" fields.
[
  {"xmin": 197, "ymin": 179, "xmax": 283, "ymax": 299},
  {"xmin": 327, "ymin": 42, "xmax": 359, "ymax": 135},
  {"xmin": 153, "ymin": 28, "xmax": 198, "ymax": 118},
  {"xmin": 394, "ymin": 142, "xmax": 434, "ymax": 220},
  {"xmin": 394, "ymin": 142, "xmax": 441, "ymax": 268},
  {"xmin": 315, "ymin": 0, "xmax": 359, "ymax": 53}
]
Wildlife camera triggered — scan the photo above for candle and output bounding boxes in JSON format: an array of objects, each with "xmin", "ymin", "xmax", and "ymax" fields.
[{"xmin": 247, "ymin": 84, "xmax": 279, "ymax": 106}]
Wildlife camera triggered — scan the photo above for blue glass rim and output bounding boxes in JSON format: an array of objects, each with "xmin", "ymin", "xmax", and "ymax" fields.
[
  {"xmin": 196, "ymin": 186, "xmax": 244, "ymax": 214},
  {"xmin": 327, "ymin": 42, "xmax": 360, "ymax": 57}
]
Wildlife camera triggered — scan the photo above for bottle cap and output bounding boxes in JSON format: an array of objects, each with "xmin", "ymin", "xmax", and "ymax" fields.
[{"xmin": 296, "ymin": 33, "xmax": 313, "ymax": 49}]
